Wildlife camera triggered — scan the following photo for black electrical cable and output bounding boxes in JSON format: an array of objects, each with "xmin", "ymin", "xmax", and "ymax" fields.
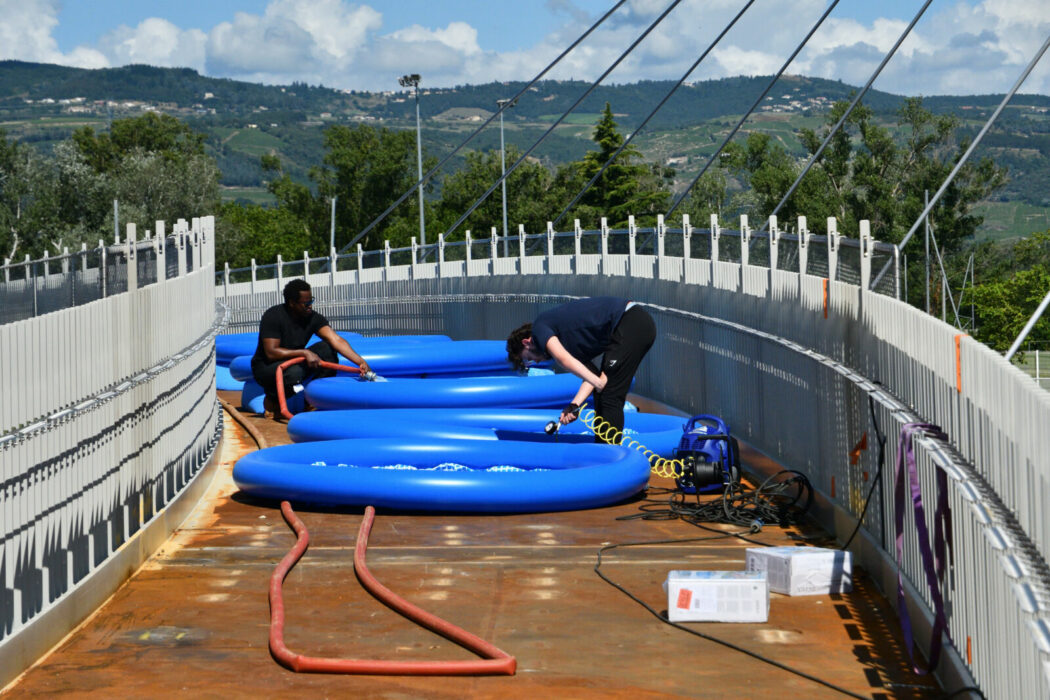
[
  {"xmin": 550, "ymin": 0, "xmax": 757, "ymax": 229},
  {"xmin": 594, "ymin": 536, "xmax": 871, "ymax": 699},
  {"xmin": 619, "ymin": 470, "xmax": 813, "ymax": 532},
  {"xmin": 841, "ymin": 393, "xmax": 888, "ymax": 551},
  {"xmin": 337, "ymin": 0, "xmax": 629, "ymax": 254}
]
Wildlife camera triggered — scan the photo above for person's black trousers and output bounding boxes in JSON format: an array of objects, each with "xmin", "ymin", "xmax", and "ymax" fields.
[
  {"xmin": 251, "ymin": 341, "xmax": 338, "ymax": 403},
  {"xmin": 583, "ymin": 305, "xmax": 657, "ymax": 443}
]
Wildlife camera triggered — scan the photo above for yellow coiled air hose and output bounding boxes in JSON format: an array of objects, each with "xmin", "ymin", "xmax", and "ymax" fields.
[{"xmin": 578, "ymin": 407, "xmax": 686, "ymax": 479}]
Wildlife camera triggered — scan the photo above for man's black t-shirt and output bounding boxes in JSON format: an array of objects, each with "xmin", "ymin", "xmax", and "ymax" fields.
[
  {"xmin": 250, "ymin": 303, "xmax": 330, "ymax": 368},
  {"xmin": 531, "ymin": 296, "xmax": 628, "ymax": 363}
]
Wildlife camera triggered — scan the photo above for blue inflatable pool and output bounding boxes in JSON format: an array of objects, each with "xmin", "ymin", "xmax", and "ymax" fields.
[
  {"xmin": 216, "ymin": 333, "xmax": 453, "ymax": 390},
  {"xmin": 287, "ymin": 408, "xmax": 685, "ymax": 456},
  {"xmin": 227, "ymin": 339, "xmax": 515, "ymax": 382},
  {"xmin": 232, "ymin": 437, "xmax": 651, "ymax": 512},
  {"xmin": 304, "ymin": 374, "xmax": 580, "ymax": 410}
]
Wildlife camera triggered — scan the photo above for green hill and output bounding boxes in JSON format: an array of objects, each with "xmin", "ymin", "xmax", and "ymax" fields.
[{"xmin": 2, "ymin": 60, "xmax": 1048, "ymax": 237}]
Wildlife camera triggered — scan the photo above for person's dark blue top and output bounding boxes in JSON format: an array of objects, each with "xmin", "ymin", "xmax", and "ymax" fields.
[
  {"xmin": 250, "ymin": 303, "xmax": 329, "ymax": 368},
  {"xmin": 531, "ymin": 297, "xmax": 628, "ymax": 362}
]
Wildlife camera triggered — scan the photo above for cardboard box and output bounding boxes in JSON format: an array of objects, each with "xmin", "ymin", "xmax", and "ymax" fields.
[
  {"xmin": 663, "ymin": 570, "xmax": 769, "ymax": 622},
  {"xmin": 745, "ymin": 546, "xmax": 852, "ymax": 596}
]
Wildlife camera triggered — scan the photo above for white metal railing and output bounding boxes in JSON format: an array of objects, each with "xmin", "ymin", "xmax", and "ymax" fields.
[
  {"xmin": 1, "ymin": 219, "xmax": 203, "ymax": 325},
  {"xmin": 215, "ymin": 211, "xmax": 1048, "ymax": 698},
  {"xmin": 0, "ymin": 216, "xmax": 222, "ymax": 687}
]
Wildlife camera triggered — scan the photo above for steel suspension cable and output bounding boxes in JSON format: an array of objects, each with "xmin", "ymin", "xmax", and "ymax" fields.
[
  {"xmin": 665, "ymin": 0, "xmax": 841, "ymax": 219},
  {"xmin": 551, "ymin": 0, "xmax": 757, "ymax": 229},
  {"xmin": 440, "ymin": 0, "xmax": 686, "ymax": 242},
  {"xmin": 337, "ymin": 0, "xmax": 629, "ymax": 254},
  {"xmin": 759, "ymin": 0, "xmax": 933, "ymax": 233},
  {"xmin": 871, "ymin": 31, "xmax": 1050, "ymax": 289}
]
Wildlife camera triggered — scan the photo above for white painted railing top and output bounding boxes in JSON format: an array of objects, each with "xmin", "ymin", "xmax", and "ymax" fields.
[{"xmin": 1, "ymin": 216, "xmax": 216, "ymax": 435}]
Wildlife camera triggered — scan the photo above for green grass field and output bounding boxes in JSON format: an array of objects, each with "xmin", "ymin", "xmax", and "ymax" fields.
[
  {"xmin": 220, "ymin": 187, "xmax": 276, "ymax": 205},
  {"xmin": 973, "ymin": 201, "xmax": 1050, "ymax": 242}
]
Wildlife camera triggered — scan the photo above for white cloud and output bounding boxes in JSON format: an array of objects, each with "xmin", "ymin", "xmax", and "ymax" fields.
[
  {"xmin": 0, "ymin": 0, "xmax": 107, "ymax": 68},
  {"xmin": 1, "ymin": 0, "xmax": 1048, "ymax": 95},
  {"xmin": 99, "ymin": 18, "xmax": 206, "ymax": 70}
]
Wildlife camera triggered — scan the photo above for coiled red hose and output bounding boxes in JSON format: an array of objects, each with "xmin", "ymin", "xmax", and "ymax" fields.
[
  {"xmin": 274, "ymin": 357, "xmax": 358, "ymax": 420},
  {"xmin": 268, "ymin": 502, "xmax": 516, "ymax": 676}
]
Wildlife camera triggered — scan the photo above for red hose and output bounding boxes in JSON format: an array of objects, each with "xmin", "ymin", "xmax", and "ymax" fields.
[
  {"xmin": 269, "ymin": 502, "xmax": 517, "ymax": 676},
  {"xmin": 275, "ymin": 358, "xmax": 360, "ymax": 420}
]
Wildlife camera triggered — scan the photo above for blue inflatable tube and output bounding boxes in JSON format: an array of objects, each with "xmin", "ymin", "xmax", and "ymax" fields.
[
  {"xmin": 305, "ymin": 374, "xmax": 580, "ymax": 410},
  {"xmin": 287, "ymin": 408, "xmax": 685, "ymax": 456},
  {"xmin": 216, "ymin": 331, "xmax": 449, "ymax": 365},
  {"xmin": 232, "ymin": 437, "xmax": 651, "ymax": 513},
  {"xmin": 227, "ymin": 339, "xmax": 515, "ymax": 382}
]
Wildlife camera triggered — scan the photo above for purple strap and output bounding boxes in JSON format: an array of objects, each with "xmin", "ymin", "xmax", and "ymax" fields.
[{"xmin": 894, "ymin": 422, "xmax": 953, "ymax": 675}]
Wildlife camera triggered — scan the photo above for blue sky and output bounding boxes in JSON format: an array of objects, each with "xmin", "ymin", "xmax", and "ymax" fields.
[{"xmin": 4, "ymin": 0, "xmax": 1049, "ymax": 95}]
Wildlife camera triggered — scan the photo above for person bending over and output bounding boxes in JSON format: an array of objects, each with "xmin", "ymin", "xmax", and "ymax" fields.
[
  {"xmin": 251, "ymin": 279, "xmax": 371, "ymax": 417},
  {"xmin": 506, "ymin": 296, "xmax": 656, "ymax": 442}
]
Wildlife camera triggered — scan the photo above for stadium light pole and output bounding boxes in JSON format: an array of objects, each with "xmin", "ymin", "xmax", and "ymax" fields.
[
  {"xmin": 399, "ymin": 73, "xmax": 425, "ymax": 245},
  {"xmin": 497, "ymin": 98, "xmax": 515, "ymax": 256}
]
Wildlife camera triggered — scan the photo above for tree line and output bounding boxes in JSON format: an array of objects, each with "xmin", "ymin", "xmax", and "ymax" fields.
[{"xmin": 0, "ymin": 101, "xmax": 1045, "ymax": 353}]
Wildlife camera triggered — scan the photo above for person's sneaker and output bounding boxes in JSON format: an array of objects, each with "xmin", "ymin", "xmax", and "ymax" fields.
[{"xmin": 263, "ymin": 396, "xmax": 278, "ymax": 418}]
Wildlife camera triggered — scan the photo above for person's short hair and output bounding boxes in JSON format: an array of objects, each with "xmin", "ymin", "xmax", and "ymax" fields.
[
  {"xmin": 283, "ymin": 279, "xmax": 311, "ymax": 304},
  {"xmin": 506, "ymin": 322, "xmax": 533, "ymax": 372}
]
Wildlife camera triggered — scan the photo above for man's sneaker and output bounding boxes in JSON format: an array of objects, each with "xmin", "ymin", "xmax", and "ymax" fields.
[{"xmin": 263, "ymin": 396, "xmax": 278, "ymax": 418}]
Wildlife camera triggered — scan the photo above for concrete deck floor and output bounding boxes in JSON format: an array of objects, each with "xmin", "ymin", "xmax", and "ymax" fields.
[{"xmin": 4, "ymin": 391, "xmax": 941, "ymax": 699}]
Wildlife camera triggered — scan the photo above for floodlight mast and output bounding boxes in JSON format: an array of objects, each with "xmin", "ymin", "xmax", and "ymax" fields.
[
  {"xmin": 497, "ymin": 97, "xmax": 516, "ymax": 255},
  {"xmin": 399, "ymin": 74, "xmax": 425, "ymax": 245}
]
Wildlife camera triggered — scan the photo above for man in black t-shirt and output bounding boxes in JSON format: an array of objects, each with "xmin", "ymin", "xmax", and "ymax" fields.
[
  {"xmin": 505, "ymin": 296, "xmax": 656, "ymax": 442},
  {"xmin": 250, "ymin": 279, "xmax": 371, "ymax": 418}
]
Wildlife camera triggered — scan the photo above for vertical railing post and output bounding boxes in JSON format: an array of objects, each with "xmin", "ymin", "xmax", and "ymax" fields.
[
  {"xmin": 302, "ymin": 250, "xmax": 310, "ymax": 281},
  {"xmin": 357, "ymin": 244, "xmax": 364, "ymax": 275},
  {"xmin": 769, "ymin": 215, "xmax": 779, "ymax": 272},
  {"xmin": 465, "ymin": 230, "xmax": 473, "ymax": 266},
  {"xmin": 411, "ymin": 237, "xmax": 418, "ymax": 277},
  {"xmin": 546, "ymin": 221, "xmax": 555, "ymax": 263},
  {"xmin": 860, "ymin": 220, "xmax": 872, "ymax": 291},
  {"xmin": 710, "ymin": 214, "xmax": 720, "ymax": 262},
  {"xmin": 176, "ymin": 227, "xmax": 186, "ymax": 277},
  {"xmin": 276, "ymin": 254, "xmax": 284, "ymax": 292},
  {"xmin": 739, "ymin": 215, "xmax": 750, "ymax": 268},
  {"xmin": 656, "ymin": 214, "xmax": 666, "ymax": 278},
  {"xmin": 100, "ymin": 241, "xmax": 107, "ymax": 298},
  {"xmin": 682, "ymin": 214, "xmax": 691, "ymax": 260},
  {"xmin": 827, "ymin": 217, "xmax": 839, "ymax": 283},
  {"xmin": 384, "ymin": 239, "xmax": 392, "ymax": 270},
  {"xmin": 223, "ymin": 261, "xmax": 230, "ymax": 300},
  {"xmin": 600, "ymin": 217, "xmax": 609, "ymax": 273},
  {"xmin": 154, "ymin": 221, "xmax": 165, "ymax": 282},
  {"xmin": 628, "ymin": 215, "xmax": 637, "ymax": 256},
  {"xmin": 518, "ymin": 224, "xmax": 526, "ymax": 263},
  {"xmin": 798, "ymin": 216, "xmax": 809, "ymax": 276},
  {"xmin": 63, "ymin": 246, "xmax": 72, "ymax": 308},
  {"xmin": 250, "ymin": 258, "xmax": 257, "ymax": 296},
  {"xmin": 329, "ymin": 245, "xmax": 337, "ymax": 289},
  {"xmin": 574, "ymin": 219, "xmax": 583, "ymax": 257},
  {"xmin": 489, "ymin": 228, "xmax": 497, "ymax": 266},
  {"xmin": 438, "ymin": 233, "xmax": 445, "ymax": 265},
  {"xmin": 126, "ymin": 223, "xmax": 138, "ymax": 292},
  {"xmin": 28, "ymin": 254, "xmax": 37, "ymax": 316}
]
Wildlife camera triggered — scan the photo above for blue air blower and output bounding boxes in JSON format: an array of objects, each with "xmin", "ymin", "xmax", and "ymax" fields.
[{"xmin": 673, "ymin": 414, "xmax": 741, "ymax": 494}]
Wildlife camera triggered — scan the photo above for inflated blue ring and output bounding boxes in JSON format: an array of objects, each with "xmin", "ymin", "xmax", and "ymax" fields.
[
  {"xmin": 232, "ymin": 437, "xmax": 651, "ymax": 513},
  {"xmin": 287, "ymin": 408, "xmax": 684, "ymax": 457},
  {"xmin": 305, "ymin": 374, "xmax": 580, "ymax": 410}
]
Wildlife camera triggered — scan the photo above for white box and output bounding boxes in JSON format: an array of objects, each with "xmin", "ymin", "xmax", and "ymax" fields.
[
  {"xmin": 663, "ymin": 570, "xmax": 769, "ymax": 622},
  {"xmin": 745, "ymin": 546, "xmax": 852, "ymax": 596}
]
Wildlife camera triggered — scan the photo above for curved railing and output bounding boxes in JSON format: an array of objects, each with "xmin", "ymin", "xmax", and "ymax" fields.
[
  {"xmin": 0, "ymin": 216, "xmax": 223, "ymax": 687},
  {"xmin": 217, "ymin": 212, "xmax": 1050, "ymax": 698}
]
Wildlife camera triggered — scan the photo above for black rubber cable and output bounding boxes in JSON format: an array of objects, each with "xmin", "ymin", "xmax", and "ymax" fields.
[{"xmin": 594, "ymin": 536, "xmax": 871, "ymax": 699}]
